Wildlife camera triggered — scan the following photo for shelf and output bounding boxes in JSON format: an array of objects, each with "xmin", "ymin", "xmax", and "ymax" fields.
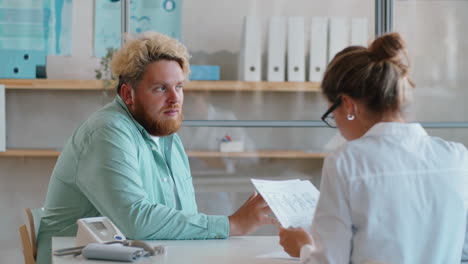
[
  {"xmin": 188, "ymin": 150, "xmax": 327, "ymax": 158},
  {"xmin": 1, "ymin": 79, "xmax": 107, "ymax": 90},
  {"xmin": 0, "ymin": 149, "xmax": 327, "ymax": 159},
  {"xmin": 183, "ymin": 81, "xmax": 320, "ymax": 92},
  {"xmin": 0, "ymin": 79, "xmax": 321, "ymax": 92},
  {"xmin": 0, "ymin": 149, "xmax": 61, "ymax": 157}
]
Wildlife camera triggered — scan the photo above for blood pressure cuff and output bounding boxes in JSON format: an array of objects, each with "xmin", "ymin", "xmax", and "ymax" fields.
[{"xmin": 82, "ymin": 243, "xmax": 148, "ymax": 262}]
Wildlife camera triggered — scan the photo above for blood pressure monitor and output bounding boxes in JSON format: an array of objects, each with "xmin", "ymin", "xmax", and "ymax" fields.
[{"xmin": 76, "ymin": 217, "xmax": 126, "ymax": 246}]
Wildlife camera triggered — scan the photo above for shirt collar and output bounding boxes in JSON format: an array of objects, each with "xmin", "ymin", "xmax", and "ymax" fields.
[{"xmin": 363, "ymin": 122, "xmax": 428, "ymax": 138}]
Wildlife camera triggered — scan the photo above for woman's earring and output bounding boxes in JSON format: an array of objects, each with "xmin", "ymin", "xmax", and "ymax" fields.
[{"xmin": 347, "ymin": 114, "xmax": 355, "ymax": 121}]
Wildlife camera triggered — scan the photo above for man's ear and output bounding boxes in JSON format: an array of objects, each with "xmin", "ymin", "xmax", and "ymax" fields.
[{"xmin": 120, "ymin": 83, "xmax": 135, "ymax": 106}]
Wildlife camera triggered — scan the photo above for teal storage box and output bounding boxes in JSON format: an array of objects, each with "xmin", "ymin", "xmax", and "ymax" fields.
[
  {"xmin": 0, "ymin": 50, "xmax": 46, "ymax": 78},
  {"xmin": 189, "ymin": 65, "xmax": 220, "ymax": 80}
]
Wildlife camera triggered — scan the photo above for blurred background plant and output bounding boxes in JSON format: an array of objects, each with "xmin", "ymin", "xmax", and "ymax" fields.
[{"xmin": 95, "ymin": 47, "xmax": 117, "ymax": 95}]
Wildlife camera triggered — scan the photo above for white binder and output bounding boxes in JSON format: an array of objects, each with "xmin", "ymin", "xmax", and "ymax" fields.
[
  {"xmin": 328, "ymin": 17, "xmax": 349, "ymax": 63},
  {"xmin": 239, "ymin": 16, "xmax": 262, "ymax": 81},
  {"xmin": 287, "ymin": 17, "xmax": 305, "ymax": 82},
  {"xmin": 308, "ymin": 17, "xmax": 329, "ymax": 82},
  {"xmin": 351, "ymin": 17, "xmax": 369, "ymax": 46},
  {"xmin": 0, "ymin": 85, "xmax": 5, "ymax": 152},
  {"xmin": 267, "ymin": 16, "xmax": 286, "ymax": 82}
]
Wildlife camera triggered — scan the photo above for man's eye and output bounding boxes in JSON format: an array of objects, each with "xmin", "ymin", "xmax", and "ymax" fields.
[
  {"xmin": 176, "ymin": 85, "xmax": 183, "ymax": 90},
  {"xmin": 154, "ymin": 86, "xmax": 165, "ymax": 91}
]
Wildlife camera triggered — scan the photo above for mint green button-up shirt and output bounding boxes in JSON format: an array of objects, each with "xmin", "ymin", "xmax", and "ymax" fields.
[{"xmin": 36, "ymin": 96, "xmax": 229, "ymax": 264}]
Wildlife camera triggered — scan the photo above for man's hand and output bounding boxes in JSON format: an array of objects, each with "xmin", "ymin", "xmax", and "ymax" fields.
[
  {"xmin": 228, "ymin": 192, "xmax": 277, "ymax": 236},
  {"xmin": 279, "ymin": 227, "xmax": 313, "ymax": 257}
]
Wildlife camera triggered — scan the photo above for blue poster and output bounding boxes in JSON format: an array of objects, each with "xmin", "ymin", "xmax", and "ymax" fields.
[
  {"xmin": 0, "ymin": 0, "xmax": 72, "ymax": 55},
  {"xmin": 130, "ymin": 0, "xmax": 182, "ymax": 39},
  {"xmin": 94, "ymin": 0, "xmax": 121, "ymax": 59},
  {"xmin": 94, "ymin": 0, "xmax": 182, "ymax": 58}
]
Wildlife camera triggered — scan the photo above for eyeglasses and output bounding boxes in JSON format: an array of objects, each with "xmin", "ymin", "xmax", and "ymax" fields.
[{"xmin": 321, "ymin": 97, "xmax": 342, "ymax": 128}]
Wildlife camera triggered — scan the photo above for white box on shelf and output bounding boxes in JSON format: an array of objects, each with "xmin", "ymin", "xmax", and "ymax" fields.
[
  {"xmin": 308, "ymin": 17, "xmax": 329, "ymax": 82},
  {"xmin": 351, "ymin": 17, "xmax": 369, "ymax": 46},
  {"xmin": 267, "ymin": 16, "xmax": 286, "ymax": 82},
  {"xmin": 239, "ymin": 16, "xmax": 262, "ymax": 81},
  {"xmin": 328, "ymin": 17, "xmax": 349, "ymax": 63},
  {"xmin": 0, "ymin": 85, "xmax": 4, "ymax": 152},
  {"xmin": 46, "ymin": 56, "xmax": 100, "ymax": 80},
  {"xmin": 287, "ymin": 17, "xmax": 306, "ymax": 82},
  {"xmin": 220, "ymin": 141, "xmax": 245, "ymax": 152}
]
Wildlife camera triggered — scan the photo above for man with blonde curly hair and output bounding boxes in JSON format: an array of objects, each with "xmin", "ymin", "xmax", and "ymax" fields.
[{"xmin": 36, "ymin": 32, "xmax": 275, "ymax": 264}]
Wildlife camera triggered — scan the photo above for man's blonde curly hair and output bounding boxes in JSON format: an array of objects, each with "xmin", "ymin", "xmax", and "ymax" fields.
[{"xmin": 111, "ymin": 32, "xmax": 190, "ymax": 93}]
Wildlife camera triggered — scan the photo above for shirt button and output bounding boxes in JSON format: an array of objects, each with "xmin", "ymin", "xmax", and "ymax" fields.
[
  {"xmin": 151, "ymin": 146, "xmax": 156, "ymax": 151},
  {"xmin": 163, "ymin": 178, "xmax": 167, "ymax": 182}
]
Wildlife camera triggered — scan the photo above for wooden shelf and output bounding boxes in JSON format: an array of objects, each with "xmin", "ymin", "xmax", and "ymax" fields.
[
  {"xmin": 0, "ymin": 79, "xmax": 107, "ymax": 90},
  {"xmin": 184, "ymin": 81, "xmax": 320, "ymax": 92},
  {"xmin": 0, "ymin": 149, "xmax": 327, "ymax": 159},
  {"xmin": 0, "ymin": 79, "xmax": 321, "ymax": 92},
  {"xmin": 0, "ymin": 149, "xmax": 61, "ymax": 157}
]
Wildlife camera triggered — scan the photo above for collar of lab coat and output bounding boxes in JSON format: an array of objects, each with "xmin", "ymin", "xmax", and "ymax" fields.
[{"xmin": 363, "ymin": 122, "xmax": 428, "ymax": 138}]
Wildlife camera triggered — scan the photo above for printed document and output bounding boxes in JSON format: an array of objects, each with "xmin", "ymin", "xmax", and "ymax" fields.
[{"xmin": 251, "ymin": 179, "xmax": 319, "ymax": 229}]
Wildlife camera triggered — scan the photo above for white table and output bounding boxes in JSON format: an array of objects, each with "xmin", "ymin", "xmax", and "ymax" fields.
[{"xmin": 52, "ymin": 236, "xmax": 298, "ymax": 264}]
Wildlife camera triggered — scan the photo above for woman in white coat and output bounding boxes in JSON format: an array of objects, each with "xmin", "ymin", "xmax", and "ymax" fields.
[{"xmin": 279, "ymin": 32, "xmax": 468, "ymax": 263}]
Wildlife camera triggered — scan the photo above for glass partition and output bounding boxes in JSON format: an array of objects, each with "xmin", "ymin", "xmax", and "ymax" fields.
[{"xmin": 395, "ymin": 0, "xmax": 468, "ymax": 123}]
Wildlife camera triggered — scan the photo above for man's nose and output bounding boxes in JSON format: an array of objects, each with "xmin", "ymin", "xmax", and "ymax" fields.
[{"xmin": 167, "ymin": 87, "xmax": 181, "ymax": 103}]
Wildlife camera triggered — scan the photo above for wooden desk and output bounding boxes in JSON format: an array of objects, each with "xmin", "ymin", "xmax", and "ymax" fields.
[{"xmin": 52, "ymin": 236, "xmax": 297, "ymax": 264}]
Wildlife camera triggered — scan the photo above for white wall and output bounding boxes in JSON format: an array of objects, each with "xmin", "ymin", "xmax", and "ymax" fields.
[{"xmin": 0, "ymin": 158, "xmax": 54, "ymax": 263}]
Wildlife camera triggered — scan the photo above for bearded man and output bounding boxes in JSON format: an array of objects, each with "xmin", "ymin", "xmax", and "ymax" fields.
[{"xmin": 36, "ymin": 32, "xmax": 274, "ymax": 264}]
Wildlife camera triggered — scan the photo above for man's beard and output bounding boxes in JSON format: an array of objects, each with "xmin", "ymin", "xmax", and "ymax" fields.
[{"xmin": 132, "ymin": 103, "xmax": 183, "ymax": 137}]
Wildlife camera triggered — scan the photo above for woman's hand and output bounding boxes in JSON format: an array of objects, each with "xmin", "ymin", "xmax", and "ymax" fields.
[{"xmin": 279, "ymin": 227, "xmax": 313, "ymax": 257}]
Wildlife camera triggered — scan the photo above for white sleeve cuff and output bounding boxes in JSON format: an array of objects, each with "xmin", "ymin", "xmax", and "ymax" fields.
[{"xmin": 300, "ymin": 244, "xmax": 315, "ymax": 264}]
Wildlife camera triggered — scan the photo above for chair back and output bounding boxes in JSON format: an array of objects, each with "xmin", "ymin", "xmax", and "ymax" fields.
[
  {"xmin": 24, "ymin": 208, "xmax": 44, "ymax": 259},
  {"xmin": 19, "ymin": 224, "xmax": 35, "ymax": 264}
]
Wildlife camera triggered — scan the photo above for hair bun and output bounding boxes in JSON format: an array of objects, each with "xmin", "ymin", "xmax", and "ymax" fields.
[{"xmin": 369, "ymin": 32, "xmax": 406, "ymax": 63}]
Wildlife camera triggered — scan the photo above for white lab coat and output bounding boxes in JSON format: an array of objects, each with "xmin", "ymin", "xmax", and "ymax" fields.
[{"xmin": 301, "ymin": 122, "xmax": 468, "ymax": 264}]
